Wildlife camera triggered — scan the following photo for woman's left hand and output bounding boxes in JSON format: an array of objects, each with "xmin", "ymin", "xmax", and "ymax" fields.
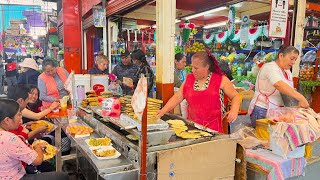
[
  {"xmin": 24, "ymin": 121, "xmax": 36, "ymax": 129},
  {"xmin": 226, "ymin": 110, "xmax": 238, "ymax": 123}
]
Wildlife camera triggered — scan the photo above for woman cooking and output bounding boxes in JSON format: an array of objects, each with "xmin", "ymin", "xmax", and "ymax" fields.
[
  {"xmin": 158, "ymin": 50, "xmax": 241, "ymax": 133},
  {"xmin": 248, "ymin": 45, "xmax": 309, "ymax": 127}
]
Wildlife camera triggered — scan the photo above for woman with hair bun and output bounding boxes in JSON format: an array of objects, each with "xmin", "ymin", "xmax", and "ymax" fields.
[
  {"xmin": 158, "ymin": 50, "xmax": 241, "ymax": 133},
  {"xmin": 248, "ymin": 45, "xmax": 309, "ymax": 127}
]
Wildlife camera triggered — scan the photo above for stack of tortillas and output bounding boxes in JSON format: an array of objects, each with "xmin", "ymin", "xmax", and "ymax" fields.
[
  {"xmin": 167, "ymin": 119, "xmax": 213, "ymax": 139},
  {"xmin": 120, "ymin": 96, "xmax": 163, "ymax": 123}
]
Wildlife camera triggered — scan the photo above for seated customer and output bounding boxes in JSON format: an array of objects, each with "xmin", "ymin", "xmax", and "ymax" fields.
[
  {"xmin": 0, "ymin": 99, "xmax": 69, "ymax": 179},
  {"xmin": 38, "ymin": 59, "xmax": 69, "ymax": 108},
  {"xmin": 22, "ymin": 85, "xmax": 60, "ymax": 123},
  {"xmin": 18, "ymin": 58, "xmax": 40, "ymax": 86}
]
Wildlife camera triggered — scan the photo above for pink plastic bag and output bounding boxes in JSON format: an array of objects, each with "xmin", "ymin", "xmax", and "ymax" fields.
[
  {"xmin": 267, "ymin": 107, "xmax": 297, "ymax": 123},
  {"xmin": 101, "ymin": 98, "xmax": 121, "ymax": 117}
]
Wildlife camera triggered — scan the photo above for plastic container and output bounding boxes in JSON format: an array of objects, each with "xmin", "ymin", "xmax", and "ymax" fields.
[
  {"xmin": 91, "ymin": 75, "xmax": 109, "ymax": 91},
  {"xmin": 73, "ymin": 74, "xmax": 91, "ymax": 100},
  {"xmin": 270, "ymin": 136, "xmax": 305, "ymax": 159},
  {"xmin": 267, "ymin": 107, "xmax": 297, "ymax": 123}
]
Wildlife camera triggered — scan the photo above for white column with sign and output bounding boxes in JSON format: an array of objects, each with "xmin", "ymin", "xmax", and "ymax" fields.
[
  {"xmin": 269, "ymin": 0, "xmax": 289, "ymax": 38},
  {"xmin": 240, "ymin": 15, "xmax": 250, "ymax": 44},
  {"xmin": 292, "ymin": 0, "xmax": 306, "ymax": 78}
]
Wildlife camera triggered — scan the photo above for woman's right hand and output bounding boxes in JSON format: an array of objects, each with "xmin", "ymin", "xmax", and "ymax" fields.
[
  {"xmin": 34, "ymin": 142, "xmax": 47, "ymax": 150},
  {"xmin": 299, "ymin": 99, "xmax": 310, "ymax": 108},
  {"xmin": 157, "ymin": 109, "xmax": 166, "ymax": 119},
  {"xmin": 49, "ymin": 102, "xmax": 60, "ymax": 110}
]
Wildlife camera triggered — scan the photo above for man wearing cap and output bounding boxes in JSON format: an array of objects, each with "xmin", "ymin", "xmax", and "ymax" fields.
[
  {"xmin": 112, "ymin": 50, "xmax": 139, "ymax": 95},
  {"xmin": 18, "ymin": 58, "xmax": 40, "ymax": 86}
]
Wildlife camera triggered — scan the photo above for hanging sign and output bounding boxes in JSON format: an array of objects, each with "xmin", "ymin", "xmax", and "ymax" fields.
[
  {"xmin": 268, "ymin": 0, "xmax": 289, "ymax": 38},
  {"xmin": 240, "ymin": 15, "xmax": 250, "ymax": 43},
  {"xmin": 93, "ymin": 6, "xmax": 105, "ymax": 27}
]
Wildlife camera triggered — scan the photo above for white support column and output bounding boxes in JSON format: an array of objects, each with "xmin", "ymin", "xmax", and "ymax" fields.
[
  {"xmin": 292, "ymin": 0, "xmax": 306, "ymax": 78},
  {"xmin": 83, "ymin": 31, "xmax": 88, "ymax": 70},
  {"xmin": 156, "ymin": 0, "xmax": 176, "ymax": 103},
  {"xmin": 108, "ymin": 19, "xmax": 112, "ymax": 73},
  {"xmin": 103, "ymin": 11, "xmax": 107, "ymax": 56}
]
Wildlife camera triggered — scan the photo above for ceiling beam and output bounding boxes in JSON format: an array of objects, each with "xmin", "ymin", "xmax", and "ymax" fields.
[
  {"xmin": 240, "ymin": 5, "xmax": 270, "ymax": 17},
  {"xmin": 124, "ymin": 12, "xmax": 156, "ymax": 21}
]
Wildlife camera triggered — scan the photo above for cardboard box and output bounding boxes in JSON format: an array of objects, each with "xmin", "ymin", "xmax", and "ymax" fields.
[
  {"xmin": 255, "ymin": 119, "xmax": 272, "ymax": 142},
  {"xmin": 305, "ymin": 138, "xmax": 320, "ymax": 159},
  {"xmin": 157, "ymin": 138, "xmax": 237, "ymax": 180}
]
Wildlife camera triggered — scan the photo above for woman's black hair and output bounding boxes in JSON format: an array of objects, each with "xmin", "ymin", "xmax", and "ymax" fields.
[
  {"xmin": 26, "ymin": 84, "xmax": 41, "ymax": 110},
  {"xmin": 7, "ymin": 85, "xmax": 29, "ymax": 101},
  {"xmin": 0, "ymin": 99, "xmax": 20, "ymax": 122},
  {"xmin": 42, "ymin": 59, "xmax": 57, "ymax": 68},
  {"xmin": 175, "ymin": 53, "xmax": 185, "ymax": 62},
  {"xmin": 131, "ymin": 49, "xmax": 149, "ymax": 67},
  {"xmin": 219, "ymin": 61, "xmax": 233, "ymax": 80}
]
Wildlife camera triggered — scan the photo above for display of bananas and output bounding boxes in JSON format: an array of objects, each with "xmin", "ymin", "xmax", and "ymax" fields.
[{"xmin": 120, "ymin": 96, "xmax": 163, "ymax": 123}]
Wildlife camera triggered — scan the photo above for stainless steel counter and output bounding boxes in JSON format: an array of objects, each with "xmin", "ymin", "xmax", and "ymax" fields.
[{"xmin": 51, "ymin": 117, "xmax": 138, "ymax": 180}]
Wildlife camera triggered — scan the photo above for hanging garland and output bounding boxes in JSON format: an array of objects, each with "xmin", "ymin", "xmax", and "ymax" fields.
[
  {"xmin": 248, "ymin": 26, "xmax": 263, "ymax": 41},
  {"xmin": 262, "ymin": 25, "xmax": 269, "ymax": 38},
  {"xmin": 179, "ymin": 20, "xmax": 195, "ymax": 43},
  {"xmin": 203, "ymin": 32, "xmax": 215, "ymax": 45},
  {"xmin": 215, "ymin": 31, "xmax": 228, "ymax": 44},
  {"xmin": 227, "ymin": 6, "xmax": 236, "ymax": 39},
  {"xmin": 230, "ymin": 30, "xmax": 240, "ymax": 42}
]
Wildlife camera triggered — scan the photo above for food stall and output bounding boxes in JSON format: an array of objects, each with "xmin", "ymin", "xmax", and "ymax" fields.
[{"xmin": 47, "ymin": 74, "xmax": 237, "ymax": 180}]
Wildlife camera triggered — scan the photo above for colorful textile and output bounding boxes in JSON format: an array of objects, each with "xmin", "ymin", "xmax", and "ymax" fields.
[
  {"xmin": 246, "ymin": 148, "xmax": 306, "ymax": 180},
  {"xmin": 271, "ymin": 121, "xmax": 314, "ymax": 154}
]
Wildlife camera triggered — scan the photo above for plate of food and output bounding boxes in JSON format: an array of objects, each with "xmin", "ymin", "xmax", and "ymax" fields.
[
  {"xmin": 66, "ymin": 124, "xmax": 94, "ymax": 138},
  {"xmin": 31, "ymin": 120, "xmax": 56, "ymax": 133},
  {"xmin": 90, "ymin": 146, "xmax": 121, "ymax": 160},
  {"xmin": 32, "ymin": 140, "xmax": 57, "ymax": 161},
  {"xmin": 85, "ymin": 137, "xmax": 112, "ymax": 147}
]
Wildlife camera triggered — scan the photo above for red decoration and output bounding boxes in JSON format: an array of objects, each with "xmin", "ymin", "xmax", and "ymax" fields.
[{"xmin": 93, "ymin": 84, "xmax": 105, "ymax": 95}]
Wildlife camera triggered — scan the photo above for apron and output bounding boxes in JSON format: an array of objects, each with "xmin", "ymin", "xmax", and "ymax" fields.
[
  {"xmin": 183, "ymin": 73, "xmax": 223, "ymax": 133},
  {"xmin": 248, "ymin": 64, "xmax": 293, "ymax": 115}
]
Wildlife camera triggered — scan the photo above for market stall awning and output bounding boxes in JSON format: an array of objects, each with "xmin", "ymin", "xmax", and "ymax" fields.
[{"xmin": 106, "ymin": 0, "xmax": 154, "ymax": 16}]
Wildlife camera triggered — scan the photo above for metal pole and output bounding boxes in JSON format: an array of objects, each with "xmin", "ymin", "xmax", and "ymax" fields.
[
  {"xmin": 1, "ymin": 5, "xmax": 5, "ymax": 59},
  {"xmin": 140, "ymin": 96, "xmax": 147, "ymax": 180},
  {"xmin": 103, "ymin": 0, "xmax": 107, "ymax": 56}
]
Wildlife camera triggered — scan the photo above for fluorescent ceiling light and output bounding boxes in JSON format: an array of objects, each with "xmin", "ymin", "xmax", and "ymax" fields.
[
  {"xmin": 185, "ymin": 6, "xmax": 228, "ymax": 20},
  {"xmin": 203, "ymin": 19, "xmax": 242, "ymax": 29}
]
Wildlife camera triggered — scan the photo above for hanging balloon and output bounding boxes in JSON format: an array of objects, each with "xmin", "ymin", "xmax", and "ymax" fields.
[
  {"xmin": 230, "ymin": 30, "xmax": 240, "ymax": 42},
  {"xmin": 203, "ymin": 32, "xmax": 215, "ymax": 45},
  {"xmin": 179, "ymin": 20, "xmax": 195, "ymax": 43},
  {"xmin": 227, "ymin": 6, "xmax": 236, "ymax": 39},
  {"xmin": 215, "ymin": 31, "xmax": 228, "ymax": 44}
]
